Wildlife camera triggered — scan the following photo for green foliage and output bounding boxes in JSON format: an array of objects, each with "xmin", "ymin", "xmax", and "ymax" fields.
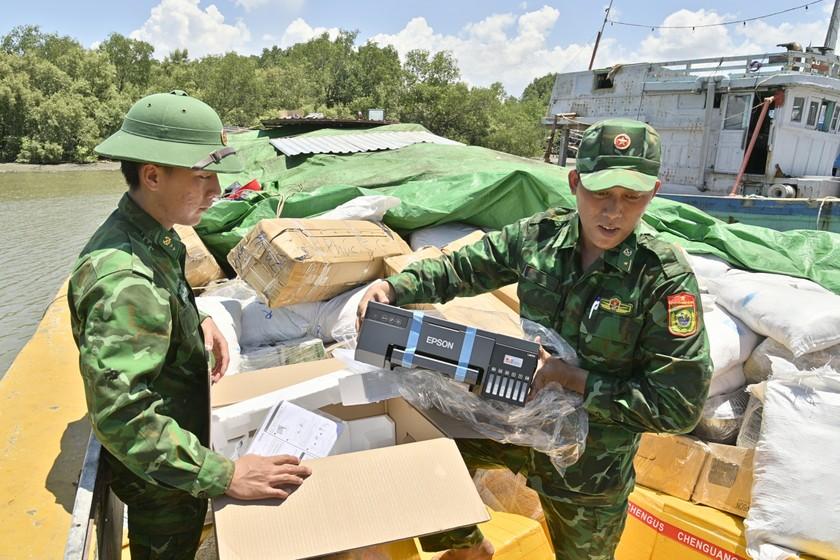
[
  {"xmin": 0, "ymin": 25, "xmax": 555, "ymax": 163},
  {"xmin": 99, "ymin": 33, "xmax": 154, "ymax": 94}
]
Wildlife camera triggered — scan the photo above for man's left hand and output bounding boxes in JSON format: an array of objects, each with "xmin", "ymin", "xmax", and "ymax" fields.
[
  {"xmin": 528, "ymin": 339, "xmax": 588, "ymax": 400},
  {"xmin": 201, "ymin": 317, "xmax": 229, "ymax": 383}
]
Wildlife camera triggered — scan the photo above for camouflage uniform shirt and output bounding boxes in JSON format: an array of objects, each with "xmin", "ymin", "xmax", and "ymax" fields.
[
  {"xmin": 388, "ymin": 209, "xmax": 712, "ymax": 504},
  {"xmin": 69, "ymin": 193, "xmax": 234, "ymax": 501}
]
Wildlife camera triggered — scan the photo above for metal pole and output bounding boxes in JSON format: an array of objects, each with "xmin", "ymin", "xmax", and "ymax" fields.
[
  {"xmin": 558, "ymin": 128, "xmax": 570, "ymax": 167},
  {"xmin": 824, "ymin": 0, "xmax": 840, "ymax": 52},
  {"xmin": 698, "ymin": 77, "xmax": 718, "ymax": 191},
  {"xmin": 589, "ymin": 0, "xmax": 614, "ymax": 70},
  {"xmin": 544, "ymin": 114, "xmax": 559, "ymax": 163},
  {"xmin": 729, "ymin": 96, "xmax": 774, "ymax": 196}
]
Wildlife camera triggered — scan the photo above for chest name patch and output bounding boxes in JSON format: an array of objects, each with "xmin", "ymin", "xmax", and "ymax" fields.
[
  {"xmin": 667, "ymin": 293, "xmax": 698, "ymax": 337},
  {"xmin": 599, "ymin": 297, "xmax": 634, "ymax": 315}
]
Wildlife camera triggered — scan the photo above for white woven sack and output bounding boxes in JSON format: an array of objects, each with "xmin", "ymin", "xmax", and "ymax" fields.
[
  {"xmin": 745, "ymin": 360, "xmax": 840, "ymax": 560},
  {"xmin": 708, "ymin": 270, "xmax": 840, "ymax": 356}
]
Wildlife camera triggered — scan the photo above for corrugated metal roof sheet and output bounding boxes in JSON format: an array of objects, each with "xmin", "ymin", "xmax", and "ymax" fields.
[{"xmin": 269, "ymin": 131, "xmax": 462, "ymax": 156}]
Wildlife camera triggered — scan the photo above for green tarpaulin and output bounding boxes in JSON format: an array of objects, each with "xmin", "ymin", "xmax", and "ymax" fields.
[{"xmin": 198, "ymin": 126, "xmax": 840, "ymax": 294}]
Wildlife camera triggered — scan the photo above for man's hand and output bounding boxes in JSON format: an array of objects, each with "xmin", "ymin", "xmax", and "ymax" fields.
[
  {"xmin": 356, "ymin": 280, "xmax": 397, "ymax": 332},
  {"xmin": 201, "ymin": 316, "xmax": 229, "ymax": 383},
  {"xmin": 225, "ymin": 454, "xmax": 312, "ymax": 500},
  {"xmin": 528, "ymin": 338, "xmax": 588, "ymax": 400}
]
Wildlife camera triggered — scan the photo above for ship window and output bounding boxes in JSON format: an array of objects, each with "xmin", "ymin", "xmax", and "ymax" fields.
[
  {"xmin": 723, "ymin": 95, "xmax": 751, "ymax": 130},
  {"xmin": 790, "ymin": 97, "xmax": 805, "ymax": 122},
  {"xmin": 831, "ymin": 106, "xmax": 840, "ymax": 132},
  {"xmin": 713, "ymin": 93, "xmax": 722, "ymax": 108},
  {"xmin": 818, "ymin": 100, "xmax": 834, "ymax": 132},
  {"xmin": 806, "ymin": 100, "xmax": 820, "ymax": 126},
  {"xmin": 593, "ymin": 71, "xmax": 614, "ymax": 90}
]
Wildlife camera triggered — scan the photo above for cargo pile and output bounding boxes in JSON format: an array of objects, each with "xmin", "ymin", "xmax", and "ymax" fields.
[
  {"xmin": 182, "ymin": 124, "xmax": 840, "ymax": 560},
  {"xmin": 181, "ymin": 191, "xmax": 840, "ymax": 558}
]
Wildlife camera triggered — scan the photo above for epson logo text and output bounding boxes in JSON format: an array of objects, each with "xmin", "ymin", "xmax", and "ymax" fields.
[{"xmin": 426, "ymin": 336, "xmax": 455, "ymax": 350}]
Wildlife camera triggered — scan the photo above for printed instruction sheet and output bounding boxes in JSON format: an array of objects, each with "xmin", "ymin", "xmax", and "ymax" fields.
[{"xmin": 247, "ymin": 400, "xmax": 343, "ymax": 460}]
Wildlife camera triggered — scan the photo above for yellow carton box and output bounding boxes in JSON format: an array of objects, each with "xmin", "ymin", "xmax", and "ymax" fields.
[{"xmin": 616, "ymin": 485, "xmax": 750, "ymax": 560}]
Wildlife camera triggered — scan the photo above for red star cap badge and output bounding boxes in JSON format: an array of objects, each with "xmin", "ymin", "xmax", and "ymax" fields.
[{"xmin": 614, "ymin": 133, "xmax": 631, "ymax": 150}]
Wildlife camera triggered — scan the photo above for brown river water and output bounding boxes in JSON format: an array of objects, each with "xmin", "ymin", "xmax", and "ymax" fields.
[{"xmin": 0, "ymin": 169, "xmax": 125, "ymax": 379}]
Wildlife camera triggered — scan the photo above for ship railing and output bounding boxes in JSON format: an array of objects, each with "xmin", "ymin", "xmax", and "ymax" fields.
[
  {"xmin": 64, "ymin": 433, "xmax": 124, "ymax": 560},
  {"xmin": 652, "ymin": 51, "xmax": 840, "ymax": 79}
]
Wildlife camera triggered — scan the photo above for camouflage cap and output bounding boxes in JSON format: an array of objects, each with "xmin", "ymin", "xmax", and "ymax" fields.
[
  {"xmin": 94, "ymin": 90, "xmax": 243, "ymax": 173},
  {"xmin": 576, "ymin": 118, "xmax": 661, "ymax": 192}
]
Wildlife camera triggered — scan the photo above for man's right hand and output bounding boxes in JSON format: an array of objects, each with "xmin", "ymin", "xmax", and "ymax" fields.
[
  {"xmin": 225, "ymin": 454, "xmax": 312, "ymax": 500},
  {"xmin": 355, "ymin": 280, "xmax": 397, "ymax": 332}
]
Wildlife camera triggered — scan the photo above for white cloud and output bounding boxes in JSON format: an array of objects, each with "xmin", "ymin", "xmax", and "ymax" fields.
[
  {"xmin": 370, "ymin": 6, "xmax": 606, "ymax": 96},
  {"xmin": 624, "ymin": 7, "xmax": 831, "ymax": 64},
  {"xmin": 233, "ymin": 0, "xmax": 304, "ymax": 13},
  {"xmin": 130, "ymin": 0, "xmax": 252, "ymax": 58},
  {"xmin": 631, "ymin": 9, "xmax": 754, "ymax": 62},
  {"xmin": 279, "ymin": 17, "xmax": 340, "ymax": 48}
]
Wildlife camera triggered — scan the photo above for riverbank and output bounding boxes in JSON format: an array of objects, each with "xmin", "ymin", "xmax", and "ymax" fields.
[{"xmin": 0, "ymin": 161, "xmax": 120, "ymax": 173}]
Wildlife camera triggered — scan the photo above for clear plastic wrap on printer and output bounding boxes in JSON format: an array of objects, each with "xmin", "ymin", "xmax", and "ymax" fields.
[
  {"xmin": 394, "ymin": 366, "xmax": 588, "ymax": 471},
  {"xmin": 520, "ymin": 318, "xmax": 579, "ymax": 366}
]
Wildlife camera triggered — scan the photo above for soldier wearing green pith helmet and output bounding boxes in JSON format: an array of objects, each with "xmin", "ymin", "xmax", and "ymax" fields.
[
  {"xmin": 68, "ymin": 91, "xmax": 312, "ymax": 559},
  {"xmin": 358, "ymin": 118, "xmax": 712, "ymax": 560}
]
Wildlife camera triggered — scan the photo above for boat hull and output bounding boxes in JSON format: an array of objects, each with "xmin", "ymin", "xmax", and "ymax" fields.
[{"xmin": 659, "ymin": 194, "xmax": 840, "ymax": 233}]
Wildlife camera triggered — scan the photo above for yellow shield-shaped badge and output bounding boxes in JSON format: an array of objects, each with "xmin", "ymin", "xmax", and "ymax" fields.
[{"xmin": 667, "ymin": 293, "xmax": 697, "ymax": 337}]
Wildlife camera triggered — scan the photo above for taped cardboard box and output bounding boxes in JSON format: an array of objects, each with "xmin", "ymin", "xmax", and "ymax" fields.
[
  {"xmin": 213, "ymin": 399, "xmax": 490, "ymax": 559},
  {"xmin": 229, "ymin": 218, "xmax": 411, "ymax": 307},
  {"xmin": 173, "ymin": 224, "xmax": 225, "ymax": 288},
  {"xmin": 691, "ymin": 444, "xmax": 754, "ymax": 518},
  {"xmin": 616, "ymin": 485, "xmax": 750, "ymax": 560},
  {"xmin": 633, "ymin": 433, "xmax": 710, "ymax": 501}
]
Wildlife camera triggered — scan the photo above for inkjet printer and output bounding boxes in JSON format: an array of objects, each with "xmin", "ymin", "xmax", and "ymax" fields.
[{"xmin": 355, "ymin": 302, "xmax": 539, "ymax": 406}]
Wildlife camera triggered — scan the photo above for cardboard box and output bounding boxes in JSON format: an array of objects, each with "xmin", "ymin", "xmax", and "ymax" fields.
[
  {"xmin": 228, "ymin": 218, "xmax": 411, "ymax": 307},
  {"xmin": 691, "ymin": 444, "xmax": 754, "ymax": 518},
  {"xmin": 633, "ymin": 434, "xmax": 710, "ymax": 501},
  {"xmin": 173, "ymin": 224, "xmax": 225, "ymax": 288},
  {"xmin": 494, "ymin": 284, "xmax": 520, "ymax": 314},
  {"xmin": 384, "ymin": 247, "xmax": 523, "ymax": 338},
  {"xmin": 616, "ymin": 485, "xmax": 750, "ymax": 560},
  {"xmin": 213, "ymin": 399, "xmax": 490, "ymax": 560},
  {"xmin": 443, "ymin": 230, "xmax": 486, "ymax": 252},
  {"xmin": 212, "ymin": 358, "xmax": 345, "ymax": 408}
]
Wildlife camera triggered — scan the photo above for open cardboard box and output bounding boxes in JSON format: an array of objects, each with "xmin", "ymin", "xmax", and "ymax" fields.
[{"xmin": 211, "ymin": 360, "xmax": 491, "ymax": 559}]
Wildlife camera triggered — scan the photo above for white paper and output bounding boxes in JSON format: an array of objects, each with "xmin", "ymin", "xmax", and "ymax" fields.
[{"xmin": 247, "ymin": 400, "xmax": 343, "ymax": 460}]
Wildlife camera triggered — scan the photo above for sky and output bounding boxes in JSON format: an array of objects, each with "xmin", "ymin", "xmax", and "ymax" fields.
[{"xmin": 0, "ymin": 0, "xmax": 836, "ymax": 95}]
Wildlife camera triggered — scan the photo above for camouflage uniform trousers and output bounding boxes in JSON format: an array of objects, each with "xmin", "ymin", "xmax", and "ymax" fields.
[
  {"xmin": 418, "ymin": 439, "xmax": 629, "ymax": 560},
  {"xmin": 106, "ymin": 454, "xmax": 208, "ymax": 560}
]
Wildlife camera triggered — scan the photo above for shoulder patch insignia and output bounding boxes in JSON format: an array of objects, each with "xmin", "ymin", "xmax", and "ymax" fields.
[
  {"xmin": 600, "ymin": 297, "xmax": 633, "ymax": 315},
  {"xmin": 667, "ymin": 292, "xmax": 698, "ymax": 337}
]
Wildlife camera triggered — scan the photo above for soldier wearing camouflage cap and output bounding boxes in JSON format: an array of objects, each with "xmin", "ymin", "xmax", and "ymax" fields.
[
  {"xmin": 68, "ymin": 91, "xmax": 311, "ymax": 559},
  {"xmin": 358, "ymin": 118, "xmax": 712, "ymax": 560}
]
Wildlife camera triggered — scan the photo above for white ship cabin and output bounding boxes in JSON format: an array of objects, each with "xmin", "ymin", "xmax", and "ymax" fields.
[{"xmin": 545, "ymin": 51, "xmax": 840, "ymax": 198}]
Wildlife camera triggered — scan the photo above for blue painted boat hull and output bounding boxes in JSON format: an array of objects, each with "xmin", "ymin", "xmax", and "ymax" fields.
[{"xmin": 659, "ymin": 194, "xmax": 840, "ymax": 233}]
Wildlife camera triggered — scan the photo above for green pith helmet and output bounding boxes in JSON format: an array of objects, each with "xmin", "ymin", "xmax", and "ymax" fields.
[
  {"xmin": 575, "ymin": 118, "xmax": 661, "ymax": 192},
  {"xmin": 94, "ymin": 90, "xmax": 243, "ymax": 173}
]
